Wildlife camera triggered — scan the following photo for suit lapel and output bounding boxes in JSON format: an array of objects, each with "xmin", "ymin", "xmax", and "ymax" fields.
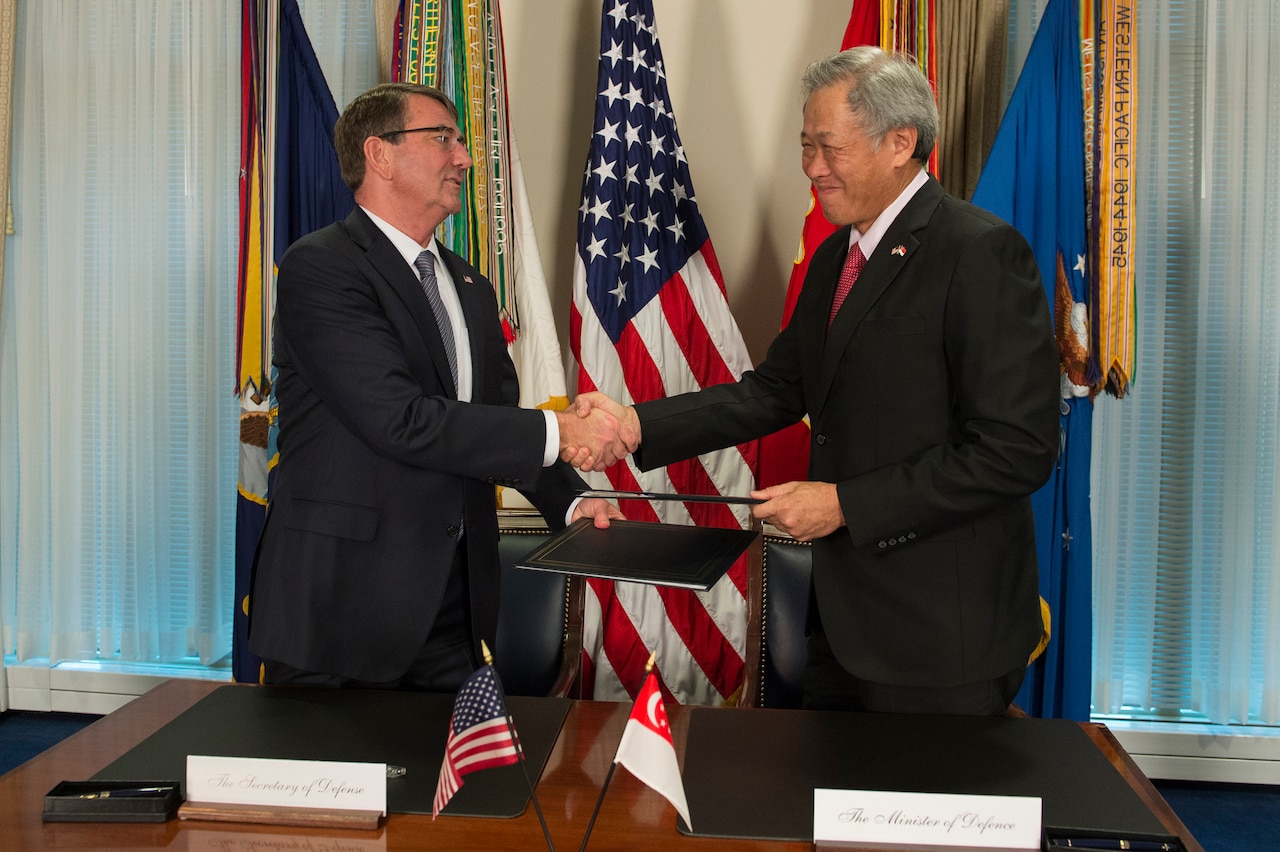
[
  {"xmin": 344, "ymin": 208, "xmax": 458, "ymax": 397},
  {"xmin": 814, "ymin": 177, "xmax": 944, "ymax": 415}
]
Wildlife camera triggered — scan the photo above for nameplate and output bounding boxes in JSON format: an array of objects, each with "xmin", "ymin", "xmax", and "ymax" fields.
[
  {"xmin": 186, "ymin": 755, "xmax": 387, "ymax": 815},
  {"xmin": 813, "ymin": 788, "xmax": 1041, "ymax": 850},
  {"xmin": 186, "ymin": 829, "xmax": 387, "ymax": 852}
]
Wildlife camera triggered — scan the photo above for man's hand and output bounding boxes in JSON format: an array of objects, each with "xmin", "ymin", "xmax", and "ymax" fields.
[
  {"xmin": 574, "ymin": 392, "xmax": 640, "ymax": 440},
  {"xmin": 571, "ymin": 497, "xmax": 626, "ymax": 528},
  {"xmin": 558, "ymin": 392, "xmax": 641, "ymax": 472},
  {"xmin": 749, "ymin": 481, "xmax": 845, "ymax": 541},
  {"xmin": 556, "ymin": 399, "xmax": 638, "ymax": 473}
]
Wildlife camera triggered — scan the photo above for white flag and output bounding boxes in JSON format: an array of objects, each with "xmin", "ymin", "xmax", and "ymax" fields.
[{"xmin": 614, "ymin": 671, "xmax": 692, "ymax": 830}]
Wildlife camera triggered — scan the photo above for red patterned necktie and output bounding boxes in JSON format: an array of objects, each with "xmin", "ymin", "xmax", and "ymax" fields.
[{"xmin": 827, "ymin": 242, "xmax": 866, "ymax": 330}]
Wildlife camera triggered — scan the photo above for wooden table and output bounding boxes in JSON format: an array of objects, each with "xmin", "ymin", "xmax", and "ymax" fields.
[{"xmin": 0, "ymin": 679, "xmax": 1201, "ymax": 851}]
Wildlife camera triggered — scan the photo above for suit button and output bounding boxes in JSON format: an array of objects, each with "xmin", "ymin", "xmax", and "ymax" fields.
[
  {"xmin": 898, "ymin": 535, "xmax": 907, "ymax": 543},
  {"xmin": 878, "ymin": 540, "xmax": 888, "ymax": 549},
  {"xmin": 510, "ymin": 479, "xmax": 522, "ymax": 486},
  {"xmin": 815, "ymin": 434, "xmax": 828, "ymax": 445},
  {"xmin": 446, "ymin": 524, "xmax": 459, "ymax": 538},
  {"xmin": 486, "ymin": 477, "xmax": 496, "ymax": 484},
  {"xmin": 907, "ymin": 532, "xmax": 916, "ymax": 539}
]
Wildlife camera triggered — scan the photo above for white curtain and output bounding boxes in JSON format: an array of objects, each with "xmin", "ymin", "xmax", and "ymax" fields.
[
  {"xmin": 298, "ymin": 0, "xmax": 380, "ymax": 109},
  {"xmin": 1091, "ymin": 0, "xmax": 1280, "ymax": 725},
  {"xmin": 0, "ymin": 1, "xmax": 239, "ymax": 666},
  {"xmin": 0, "ymin": 0, "xmax": 15, "ymax": 709}
]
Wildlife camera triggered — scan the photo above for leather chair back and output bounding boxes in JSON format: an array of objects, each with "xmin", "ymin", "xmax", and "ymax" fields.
[
  {"xmin": 741, "ymin": 529, "xmax": 812, "ymax": 708},
  {"xmin": 493, "ymin": 514, "xmax": 582, "ymax": 697}
]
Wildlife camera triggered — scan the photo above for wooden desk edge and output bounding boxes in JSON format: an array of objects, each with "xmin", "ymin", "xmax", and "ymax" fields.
[
  {"xmin": 1081, "ymin": 722, "xmax": 1204, "ymax": 852},
  {"xmin": 2, "ymin": 680, "xmax": 1206, "ymax": 852}
]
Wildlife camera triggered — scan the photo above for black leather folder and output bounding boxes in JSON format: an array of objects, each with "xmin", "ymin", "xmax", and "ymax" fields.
[
  {"xmin": 515, "ymin": 518, "xmax": 759, "ymax": 591},
  {"xmin": 679, "ymin": 707, "xmax": 1178, "ymax": 843},
  {"xmin": 93, "ymin": 685, "xmax": 568, "ymax": 817}
]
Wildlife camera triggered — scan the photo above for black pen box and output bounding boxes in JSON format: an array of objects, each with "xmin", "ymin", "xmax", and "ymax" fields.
[
  {"xmin": 43, "ymin": 780, "xmax": 183, "ymax": 823},
  {"xmin": 1044, "ymin": 826, "xmax": 1187, "ymax": 851}
]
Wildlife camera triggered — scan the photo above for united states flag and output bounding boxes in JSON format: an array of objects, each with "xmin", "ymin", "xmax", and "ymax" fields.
[
  {"xmin": 570, "ymin": 0, "xmax": 758, "ymax": 706},
  {"xmin": 432, "ymin": 666, "xmax": 520, "ymax": 817}
]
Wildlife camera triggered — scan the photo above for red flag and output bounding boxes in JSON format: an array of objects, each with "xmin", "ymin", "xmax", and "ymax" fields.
[
  {"xmin": 756, "ymin": 1, "xmax": 881, "ymax": 489},
  {"xmin": 571, "ymin": 0, "xmax": 757, "ymax": 706},
  {"xmin": 614, "ymin": 670, "xmax": 692, "ymax": 830},
  {"xmin": 432, "ymin": 667, "xmax": 520, "ymax": 817}
]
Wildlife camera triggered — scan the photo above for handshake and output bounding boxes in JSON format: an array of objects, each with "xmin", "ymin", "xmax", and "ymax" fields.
[{"xmin": 555, "ymin": 392, "xmax": 641, "ymax": 473}]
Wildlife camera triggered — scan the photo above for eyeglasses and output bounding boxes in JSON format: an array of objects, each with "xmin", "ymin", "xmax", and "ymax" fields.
[{"xmin": 377, "ymin": 125, "xmax": 466, "ymax": 151}]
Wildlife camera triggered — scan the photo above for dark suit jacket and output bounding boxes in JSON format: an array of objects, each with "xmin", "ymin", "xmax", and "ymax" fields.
[
  {"xmin": 634, "ymin": 176, "xmax": 1060, "ymax": 687},
  {"xmin": 249, "ymin": 207, "xmax": 584, "ymax": 682}
]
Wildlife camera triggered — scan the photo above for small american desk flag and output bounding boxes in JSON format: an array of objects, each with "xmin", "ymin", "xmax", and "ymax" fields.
[{"xmin": 432, "ymin": 666, "xmax": 521, "ymax": 817}]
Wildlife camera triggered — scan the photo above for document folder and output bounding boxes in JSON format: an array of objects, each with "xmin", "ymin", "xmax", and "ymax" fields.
[
  {"xmin": 577, "ymin": 488, "xmax": 764, "ymax": 505},
  {"xmin": 94, "ymin": 686, "xmax": 568, "ymax": 818},
  {"xmin": 516, "ymin": 518, "xmax": 759, "ymax": 591},
  {"xmin": 679, "ymin": 707, "xmax": 1176, "ymax": 843}
]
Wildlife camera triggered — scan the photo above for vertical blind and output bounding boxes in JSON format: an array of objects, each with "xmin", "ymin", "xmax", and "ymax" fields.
[
  {"xmin": 1090, "ymin": 0, "xmax": 1280, "ymax": 726},
  {"xmin": 0, "ymin": 0, "xmax": 376, "ymax": 671},
  {"xmin": 0, "ymin": 1, "xmax": 240, "ymax": 666}
]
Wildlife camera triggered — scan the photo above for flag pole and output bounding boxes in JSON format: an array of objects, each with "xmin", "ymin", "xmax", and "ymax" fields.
[
  {"xmin": 482, "ymin": 640, "xmax": 556, "ymax": 852},
  {"xmin": 578, "ymin": 651, "xmax": 656, "ymax": 852},
  {"xmin": 577, "ymin": 764, "xmax": 617, "ymax": 852}
]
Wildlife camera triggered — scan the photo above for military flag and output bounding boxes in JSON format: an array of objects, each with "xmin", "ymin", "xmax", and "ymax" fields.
[
  {"xmin": 395, "ymin": 0, "xmax": 568, "ymax": 414},
  {"xmin": 971, "ymin": 0, "xmax": 1093, "ymax": 720},
  {"xmin": 234, "ymin": 0, "xmax": 353, "ymax": 683}
]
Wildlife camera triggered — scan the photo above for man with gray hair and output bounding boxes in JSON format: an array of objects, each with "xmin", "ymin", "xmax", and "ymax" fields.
[{"xmin": 574, "ymin": 47, "xmax": 1060, "ymax": 715}]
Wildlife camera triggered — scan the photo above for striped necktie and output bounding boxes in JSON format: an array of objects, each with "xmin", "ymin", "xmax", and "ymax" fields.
[
  {"xmin": 414, "ymin": 250, "xmax": 458, "ymax": 387},
  {"xmin": 827, "ymin": 242, "xmax": 866, "ymax": 330}
]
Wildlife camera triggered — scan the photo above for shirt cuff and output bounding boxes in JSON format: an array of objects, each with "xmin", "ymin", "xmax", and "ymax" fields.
[
  {"xmin": 565, "ymin": 497, "xmax": 585, "ymax": 527},
  {"xmin": 542, "ymin": 409, "xmax": 559, "ymax": 467}
]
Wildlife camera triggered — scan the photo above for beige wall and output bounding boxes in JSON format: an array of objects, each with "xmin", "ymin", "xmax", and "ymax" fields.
[{"xmin": 497, "ymin": 0, "xmax": 856, "ymax": 365}]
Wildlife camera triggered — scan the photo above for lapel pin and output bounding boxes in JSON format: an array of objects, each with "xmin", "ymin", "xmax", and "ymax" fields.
[
  {"xmin": 464, "ymin": 275, "xmax": 474, "ymax": 284},
  {"xmin": 891, "ymin": 244, "xmax": 906, "ymax": 257}
]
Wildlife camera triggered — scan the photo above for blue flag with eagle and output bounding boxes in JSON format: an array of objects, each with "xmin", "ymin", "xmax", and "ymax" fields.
[{"xmin": 971, "ymin": 0, "xmax": 1092, "ymax": 721}]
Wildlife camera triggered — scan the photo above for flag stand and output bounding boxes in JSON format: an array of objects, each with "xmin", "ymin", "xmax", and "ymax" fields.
[
  {"xmin": 483, "ymin": 641, "xmax": 556, "ymax": 852},
  {"xmin": 579, "ymin": 651, "xmax": 668, "ymax": 852}
]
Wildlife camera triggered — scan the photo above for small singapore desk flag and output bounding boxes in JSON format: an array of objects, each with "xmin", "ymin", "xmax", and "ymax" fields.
[{"xmin": 613, "ymin": 657, "xmax": 692, "ymax": 830}]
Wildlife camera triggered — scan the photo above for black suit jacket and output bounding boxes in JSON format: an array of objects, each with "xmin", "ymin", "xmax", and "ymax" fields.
[
  {"xmin": 634, "ymin": 177, "xmax": 1060, "ymax": 687},
  {"xmin": 248, "ymin": 207, "xmax": 584, "ymax": 681}
]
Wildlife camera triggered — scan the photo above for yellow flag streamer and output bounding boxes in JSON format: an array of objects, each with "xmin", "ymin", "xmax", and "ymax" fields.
[{"xmin": 1092, "ymin": 0, "xmax": 1136, "ymax": 397}]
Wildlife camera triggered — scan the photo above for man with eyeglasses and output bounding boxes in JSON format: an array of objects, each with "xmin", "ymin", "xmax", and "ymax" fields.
[{"xmin": 248, "ymin": 82, "xmax": 632, "ymax": 691}]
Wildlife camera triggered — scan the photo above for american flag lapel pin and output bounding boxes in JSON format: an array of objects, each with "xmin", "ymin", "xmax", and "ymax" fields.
[{"xmin": 891, "ymin": 244, "xmax": 907, "ymax": 257}]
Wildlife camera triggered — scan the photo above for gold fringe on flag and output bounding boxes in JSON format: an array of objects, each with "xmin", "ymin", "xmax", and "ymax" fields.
[
  {"xmin": 1090, "ymin": 0, "xmax": 1136, "ymax": 397},
  {"xmin": 881, "ymin": 0, "xmax": 940, "ymax": 178}
]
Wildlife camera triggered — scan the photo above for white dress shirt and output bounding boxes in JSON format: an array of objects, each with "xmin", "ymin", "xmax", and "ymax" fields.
[{"xmin": 361, "ymin": 207, "xmax": 562, "ymax": 466}]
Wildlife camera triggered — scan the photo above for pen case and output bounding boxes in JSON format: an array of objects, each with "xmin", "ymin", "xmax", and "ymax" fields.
[
  {"xmin": 1044, "ymin": 827, "xmax": 1187, "ymax": 851},
  {"xmin": 43, "ymin": 779, "xmax": 183, "ymax": 822}
]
